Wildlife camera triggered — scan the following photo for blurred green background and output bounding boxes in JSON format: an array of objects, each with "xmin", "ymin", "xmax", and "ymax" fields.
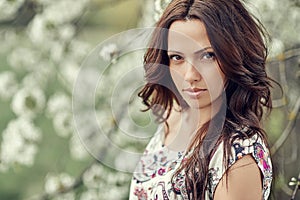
[{"xmin": 0, "ymin": 0, "xmax": 299, "ymax": 199}]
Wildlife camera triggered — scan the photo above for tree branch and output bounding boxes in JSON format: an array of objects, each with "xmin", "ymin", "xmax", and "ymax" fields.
[{"xmin": 291, "ymin": 172, "xmax": 300, "ymax": 200}]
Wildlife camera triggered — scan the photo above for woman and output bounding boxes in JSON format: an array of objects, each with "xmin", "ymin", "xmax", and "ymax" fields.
[{"xmin": 130, "ymin": 0, "xmax": 273, "ymax": 199}]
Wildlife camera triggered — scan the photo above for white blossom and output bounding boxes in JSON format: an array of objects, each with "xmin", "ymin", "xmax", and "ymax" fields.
[
  {"xmin": 72, "ymin": 110, "xmax": 109, "ymax": 159},
  {"xmin": 99, "ymin": 43, "xmax": 119, "ymax": 63},
  {"xmin": 50, "ymin": 41, "xmax": 66, "ymax": 62},
  {"xmin": 95, "ymin": 74, "xmax": 114, "ymax": 104},
  {"xmin": 154, "ymin": 0, "xmax": 172, "ymax": 22},
  {"xmin": 105, "ymin": 186, "xmax": 129, "ymax": 199},
  {"xmin": 46, "ymin": 93, "xmax": 71, "ymax": 117},
  {"xmin": 69, "ymin": 134, "xmax": 89, "ymax": 160},
  {"xmin": 11, "ymin": 86, "xmax": 46, "ymax": 118},
  {"xmin": 68, "ymin": 40, "xmax": 91, "ymax": 63},
  {"xmin": 110, "ymin": 128, "xmax": 135, "ymax": 149},
  {"xmin": 269, "ymin": 38, "xmax": 285, "ymax": 57},
  {"xmin": 27, "ymin": 14, "xmax": 55, "ymax": 45},
  {"xmin": 99, "ymin": 186, "xmax": 127, "ymax": 200},
  {"xmin": 104, "ymin": 172, "xmax": 117, "ymax": 185},
  {"xmin": 59, "ymin": 59, "xmax": 80, "ymax": 86},
  {"xmin": 45, "ymin": 174, "xmax": 60, "ymax": 194},
  {"xmin": 7, "ymin": 47, "xmax": 40, "ymax": 71},
  {"xmin": 36, "ymin": 0, "xmax": 60, "ymax": 6},
  {"xmin": 82, "ymin": 164, "xmax": 104, "ymax": 188},
  {"xmin": 44, "ymin": 173, "xmax": 75, "ymax": 194},
  {"xmin": 42, "ymin": 0, "xmax": 88, "ymax": 25},
  {"xmin": 53, "ymin": 112, "xmax": 73, "ymax": 138},
  {"xmin": 80, "ymin": 189, "xmax": 99, "ymax": 200},
  {"xmin": 114, "ymin": 149, "xmax": 141, "ymax": 172},
  {"xmin": 0, "ymin": 71, "xmax": 18, "ymax": 100},
  {"xmin": 96, "ymin": 109, "xmax": 114, "ymax": 135},
  {"xmin": 246, "ymin": 0, "xmax": 276, "ymax": 11},
  {"xmin": 16, "ymin": 145, "xmax": 39, "ymax": 166},
  {"xmin": 0, "ymin": 30, "xmax": 18, "ymax": 54},
  {"xmin": 0, "ymin": 0, "xmax": 25, "ymax": 21},
  {"xmin": 22, "ymin": 63, "xmax": 53, "ymax": 89},
  {"xmin": 27, "ymin": 0, "xmax": 89, "ymax": 46},
  {"xmin": 0, "ymin": 117, "xmax": 41, "ymax": 170},
  {"xmin": 1, "ymin": 117, "xmax": 41, "ymax": 144},
  {"xmin": 53, "ymin": 192, "xmax": 75, "ymax": 200},
  {"xmin": 14, "ymin": 118, "xmax": 41, "ymax": 141},
  {"xmin": 245, "ymin": 0, "xmax": 300, "ymax": 50},
  {"xmin": 58, "ymin": 24, "xmax": 76, "ymax": 41}
]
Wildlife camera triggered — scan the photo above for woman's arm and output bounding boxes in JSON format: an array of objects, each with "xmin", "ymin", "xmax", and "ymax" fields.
[{"xmin": 213, "ymin": 154, "xmax": 263, "ymax": 200}]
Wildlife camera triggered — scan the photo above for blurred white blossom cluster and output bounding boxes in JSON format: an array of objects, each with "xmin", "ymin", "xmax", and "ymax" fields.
[
  {"xmin": 44, "ymin": 173, "xmax": 76, "ymax": 198},
  {"xmin": 245, "ymin": 0, "xmax": 300, "ymax": 56},
  {"xmin": 0, "ymin": 0, "xmax": 91, "ymax": 174},
  {"xmin": 0, "ymin": 0, "xmax": 25, "ymax": 21},
  {"xmin": 42, "ymin": 164, "xmax": 131, "ymax": 200},
  {"xmin": 0, "ymin": 117, "xmax": 41, "ymax": 171},
  {"xmin": 0, "ymin": 0, "xmax": 154, "ymax": 199},
  {"xmin": 80, "ymin": 164, "xmax": 131, "ymax": 200},
  {"xmin": 154, "ymin": 0, "xmax": 172, "ymax": 22},
  {"xmin": 0, "ymin": 0, "xmax": 100, "ymax": 198}
]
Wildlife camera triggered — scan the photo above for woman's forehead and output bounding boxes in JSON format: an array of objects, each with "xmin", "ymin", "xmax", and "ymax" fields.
[{"xmin": 167, "ymin": 19, "xmax": 212, "ymax": 53}]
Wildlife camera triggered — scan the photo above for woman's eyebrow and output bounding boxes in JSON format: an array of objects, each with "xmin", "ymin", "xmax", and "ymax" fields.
[
  {"xmin": 166, "ymin": 50, "xmax": 183, "ymax": 54},
  {"xmin": 193, "ymin": 46, "xmax": 213, "ymax": 54},
  {"xmin": 167, "ymin": 46, "xmax": 213, "ymax": 54}
]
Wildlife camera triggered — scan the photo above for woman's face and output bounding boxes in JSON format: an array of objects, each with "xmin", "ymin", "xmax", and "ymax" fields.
[{"xmin": 167, "ymin": 19, "xmax": 225, "ymax": 109}]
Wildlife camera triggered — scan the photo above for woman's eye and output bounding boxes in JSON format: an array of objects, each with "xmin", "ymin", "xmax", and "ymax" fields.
[
  {"xmin": 202, "ymin": 52, "xmax": 216, "ymax": 60},
  {"xmin": 169, "ymin": 55, "xmax": 183, "ymax": 61}
]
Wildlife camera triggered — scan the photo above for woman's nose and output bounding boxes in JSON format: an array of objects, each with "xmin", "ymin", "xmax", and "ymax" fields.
[{"xmin": 184, "ymin": 62, "xmax": 201, "ymax": 83}]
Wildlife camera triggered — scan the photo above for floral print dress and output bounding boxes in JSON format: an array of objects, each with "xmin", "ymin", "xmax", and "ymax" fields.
[{"xmin": 129, "ymin": 125, "xmax": 272, "ymax": 200}]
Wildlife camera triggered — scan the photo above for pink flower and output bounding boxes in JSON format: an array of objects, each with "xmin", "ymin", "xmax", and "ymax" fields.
[
  {"xmin": 134, "ymin": 187, "xmax": 148, "ymax": 200},
  {"xmin": 262, "ymin": 160, "xmax": 270, "ymax": 170},
  {"xmin": 158, "ymin": 168, "xmax": 166, "ymax": 176}
]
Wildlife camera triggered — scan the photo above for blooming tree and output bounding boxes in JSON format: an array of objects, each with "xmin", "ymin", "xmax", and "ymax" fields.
[{"xmin": 0, "ymin": 0, "xmax": 299, "ymax": 199}]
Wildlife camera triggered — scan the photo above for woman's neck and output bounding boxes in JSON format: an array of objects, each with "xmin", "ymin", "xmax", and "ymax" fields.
[{"xmin": 164, "ymin": 95, "xmax": 225, "ymax": 151}]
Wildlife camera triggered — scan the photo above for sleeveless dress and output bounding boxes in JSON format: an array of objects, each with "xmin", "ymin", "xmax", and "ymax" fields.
[{"xmin": 129, "ymin": 125, "xmax": 273, "ymax": 200}]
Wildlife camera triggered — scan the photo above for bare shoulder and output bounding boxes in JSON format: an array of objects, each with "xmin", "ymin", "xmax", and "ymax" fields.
[{"xmin": 213, "ymin": 154, "xmax": 262, "ymax": 200}]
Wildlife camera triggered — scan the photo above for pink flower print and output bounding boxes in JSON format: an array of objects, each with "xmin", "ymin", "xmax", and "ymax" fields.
[
  {"xmin": 134, "ymin": 186, "xmax": 148, "ymax": 200},
  {"xmin": 257, "ymin": 146, "xmax": 270, "ymax": 170},
  {"xmin": 158, "ymin": 168, "xmax": 166, "ymax": 176},
  {"xmin": 262, "ymin": 159, "xmax": 270, "ymax": 170},
  {"xmin": 257, "ymin": 147, "xmax": 264, "ymax": 159},
  {"xmin": 157, "ymin": 151, "xmax": 167, "ymax": 163}
]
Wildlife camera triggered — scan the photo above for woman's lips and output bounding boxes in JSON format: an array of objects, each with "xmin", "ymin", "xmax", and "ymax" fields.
[{"xmin": 183, "ymin": 88, "xmax": 207, "ymax": 99}]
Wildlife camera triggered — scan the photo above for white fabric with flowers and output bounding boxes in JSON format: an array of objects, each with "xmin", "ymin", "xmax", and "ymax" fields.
[{"xmin": 129, "ymin": 125, "xmax": 272, "ymax": 200}]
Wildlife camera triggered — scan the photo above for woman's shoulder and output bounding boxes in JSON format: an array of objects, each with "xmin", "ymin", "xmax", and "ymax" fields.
[
  {"xmin": 209, "ymin": 128, "xmax": 271, "ymax": 164},
  {"xmin": 207, "ymin": 129, "xmax": 272, "ymax": 200},
  {"xmin": 228, "ymin": 131, "xmax": 271, "ymax": 167}
]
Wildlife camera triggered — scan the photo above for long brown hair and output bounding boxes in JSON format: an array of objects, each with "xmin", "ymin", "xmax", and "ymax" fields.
[{"xmin": 138, "ymin": 0, "xmax": 273, "ymax": 199}]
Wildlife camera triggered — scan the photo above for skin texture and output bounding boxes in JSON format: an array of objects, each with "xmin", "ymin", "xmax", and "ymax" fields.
[
  {"xmin": 214, "ymin": 155, "xmax": 263, "ymax": 200},
  {"xmin": 166, "ymin": 19, "xmax": 263, "ymax": 199},
  {"xmin": 167, "ymin": 20, "xmax": 225, "ymax": 112},
  {"xmin": 165, "ymin": 19, "xmax": 225, "ymax": 149},
  {"xmin": 165, "ymin": 19, "xmax": 226, "ymax": 150}
]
